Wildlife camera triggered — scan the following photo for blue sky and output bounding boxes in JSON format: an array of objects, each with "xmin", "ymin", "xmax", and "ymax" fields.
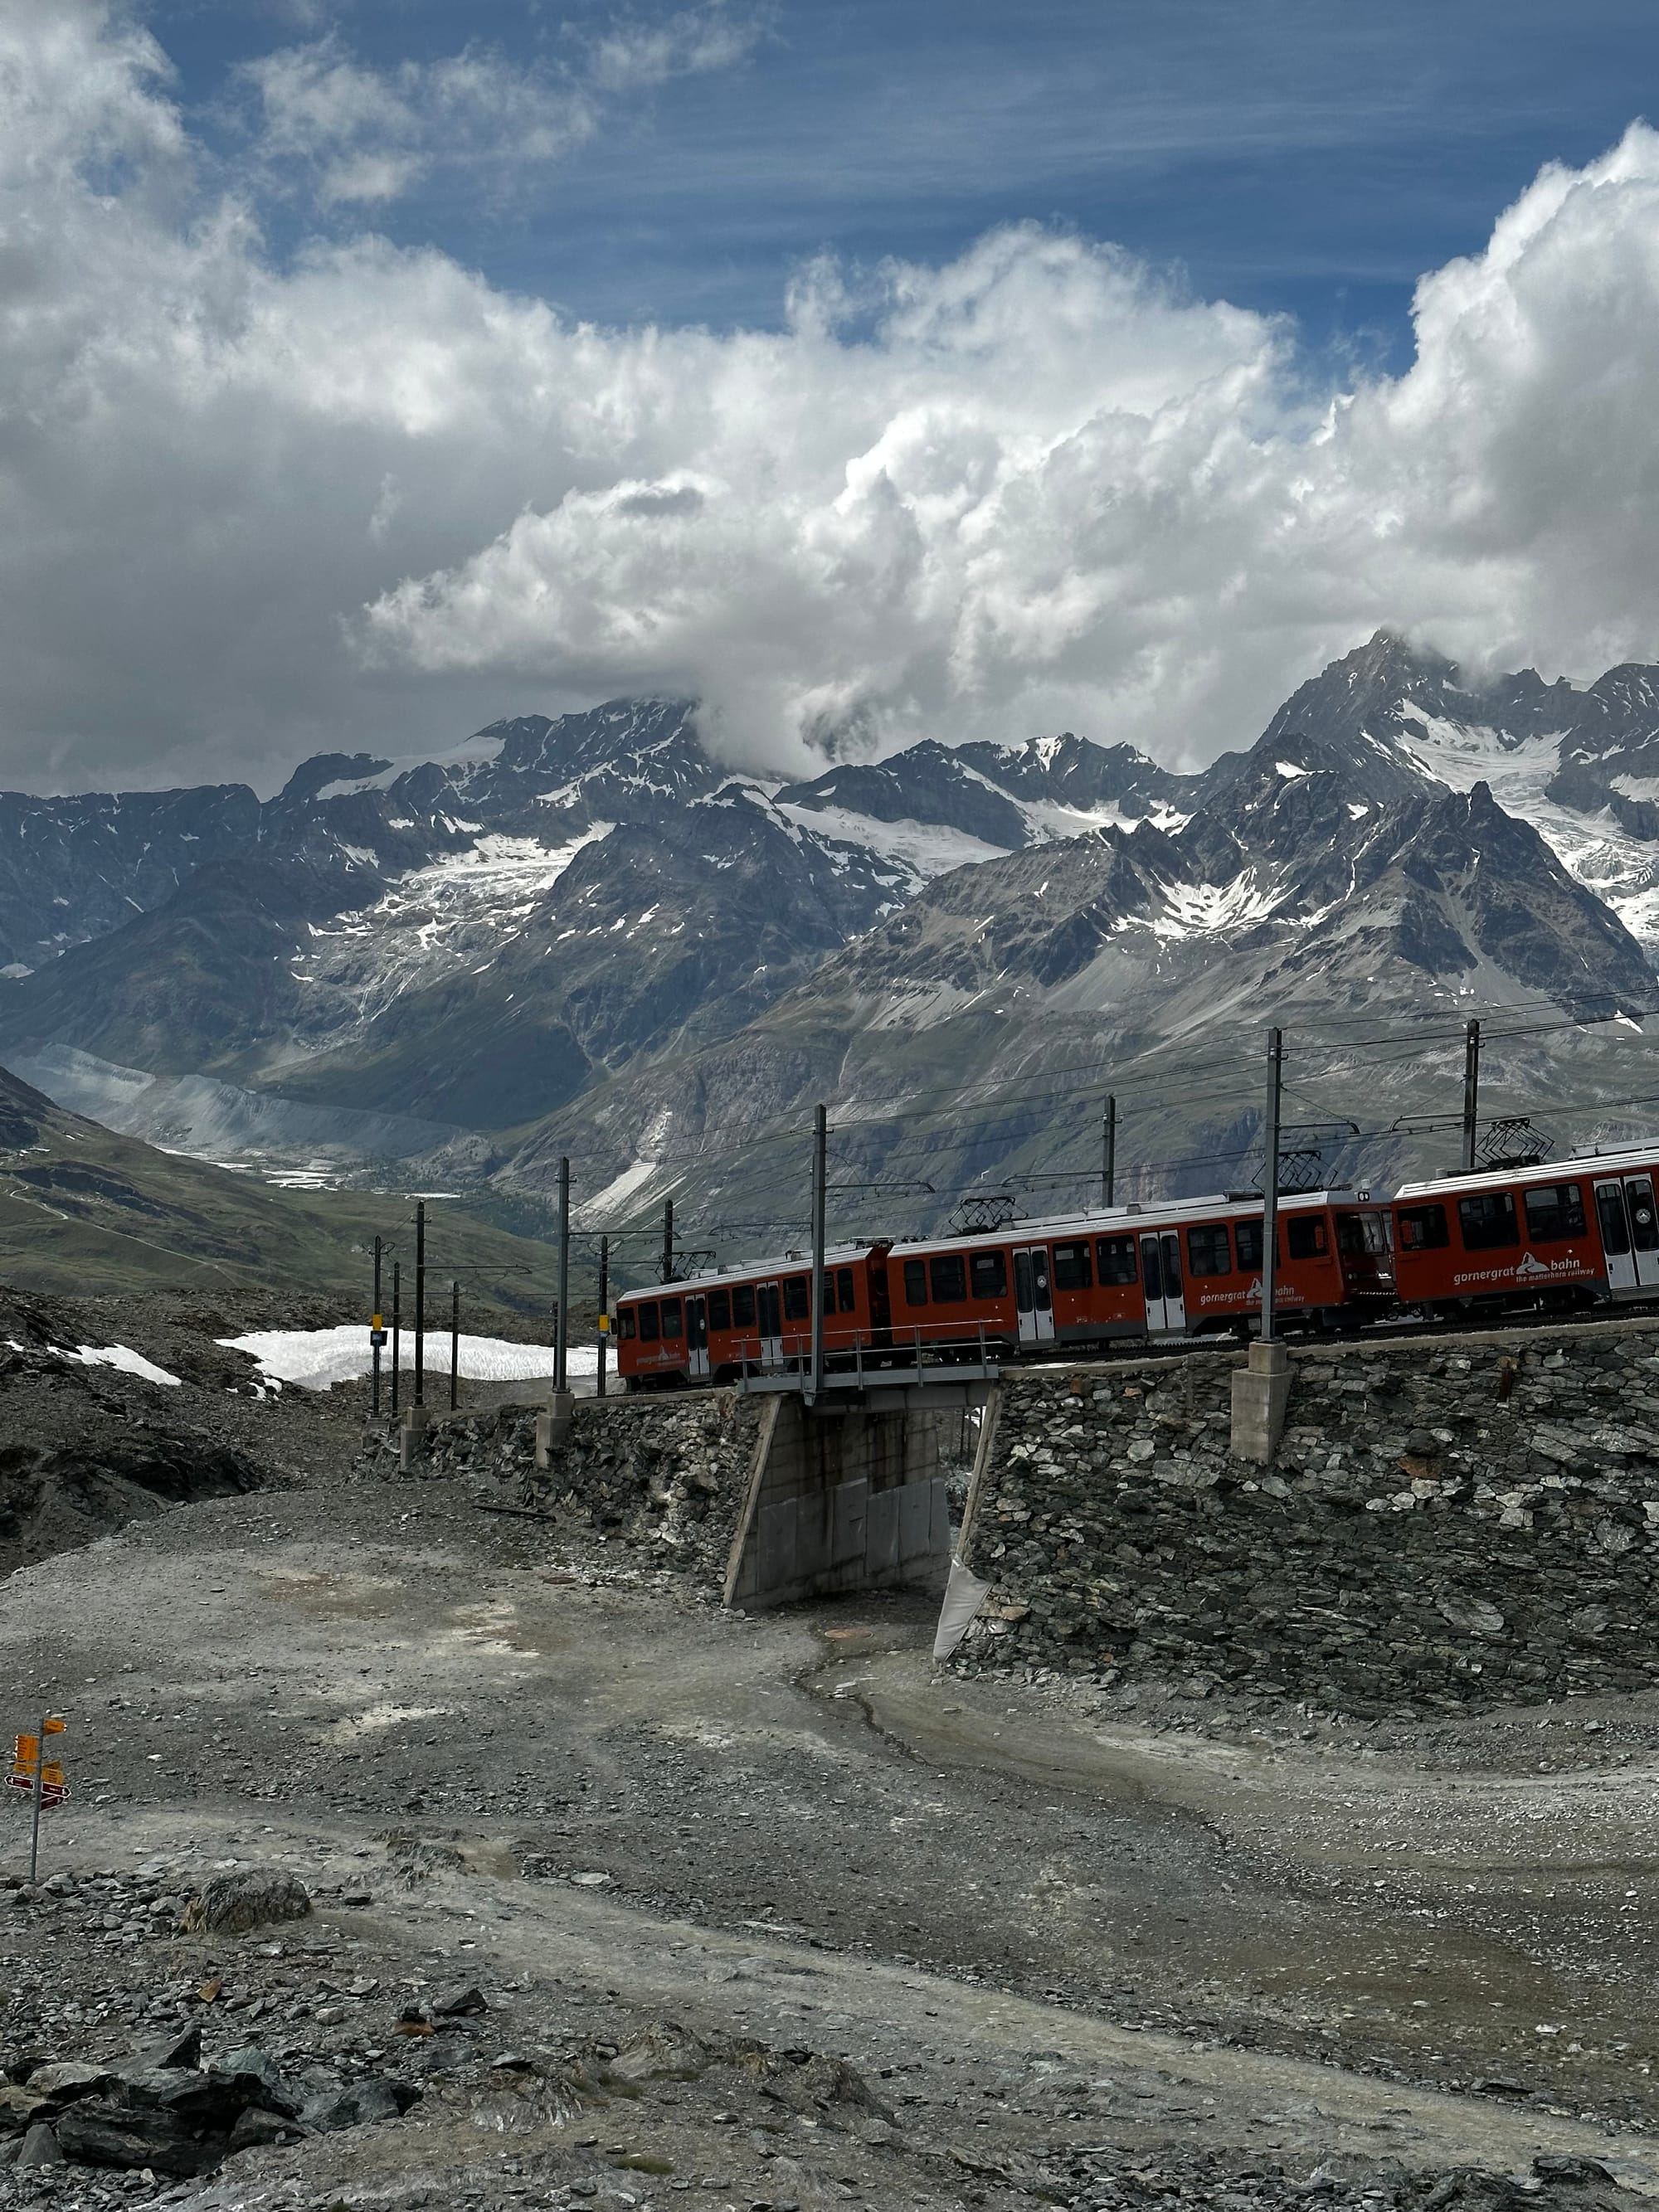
[{"xmin": 149, "ymin": 0, "xmax": 1659, "ymax": 365}]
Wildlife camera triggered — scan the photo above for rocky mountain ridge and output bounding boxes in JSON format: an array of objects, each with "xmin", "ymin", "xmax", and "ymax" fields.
[{"xmin": 4, "ymin": 633, "xmax": 1659, "ymax": 1247}]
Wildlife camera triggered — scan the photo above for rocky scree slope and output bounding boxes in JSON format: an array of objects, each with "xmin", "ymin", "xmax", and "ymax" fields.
[{"xmin": 0, "ymin": 1277, "xmax": 387, "ymax": 1573}]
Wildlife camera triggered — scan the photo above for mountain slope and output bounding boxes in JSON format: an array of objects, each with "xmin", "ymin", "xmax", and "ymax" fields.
[
  {"xmin": 1241, "ymin": 630, "xmax": 1659, "ymax": 951},
  {"xmin": 0, "ymin": 1062, "xmax": 553, "ymax": 1305},
  {"xmin": 480, "ymin": 722, "xmax": 1659, "ymax": 1264},
  {"xmin": 0, "ymin": 702, "xmax": 1203, "ymax": 1164},
  {"xmin": 6, "ymin": 635, "xmax": 1659, "ymax": 1236}
]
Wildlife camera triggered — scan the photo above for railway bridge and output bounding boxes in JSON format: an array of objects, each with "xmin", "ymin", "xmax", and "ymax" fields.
[{"xmin": 419, "ymin": 1310, "xmax": 1659, "ymax": 1709}]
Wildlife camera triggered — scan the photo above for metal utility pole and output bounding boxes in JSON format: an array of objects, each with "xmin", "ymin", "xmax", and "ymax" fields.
[
  {"xmin": 449, "ymin": 1281, "xmax": 460, "ymax": 1412},
  {"xmin": 390, "ymin": 1261, "xmax": 401, "ymax": 1416},
  {"xmin": 371, "ymin": 1236, "xmax": 383, "ymax": 1417},
  {"xmin": 413, "ymin": 1200, "xmax": 426, "ymax": 1408},
  {"xmin": 556, "ymin": 1156, "xmax": 570, "ymax": 1394},
  {"xmin": 1102, "ymin": 1095, "xmax": 1117, "ymax": 1208},
  {"xmin": 597, "ymin": 1234, "xmax": 610, "ymax": 1400},
  {"xmin": 1261, "ymin": 1028, "xmax": 1282, "ymax": 1344},
  {"xmin": 1462, "ymin": 1018, "xmax": 1481, "ymax": 1173},
  {"xmin": 662, "ymin": 1198, "xmax": 675, "ymax": 1284},
  {"xmin": 809, "ymin": 1103, "xmax": 828, "ymax": 1399}
]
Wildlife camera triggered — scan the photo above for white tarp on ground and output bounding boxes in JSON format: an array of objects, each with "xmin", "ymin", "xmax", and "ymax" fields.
[
  {"xmin": 932, "ymin": 1555, "xmax": 991, "ymax": 1660},
  {"xmin": 219, "ymin": 1326, "xmax": 598, "ymax": 1393}
]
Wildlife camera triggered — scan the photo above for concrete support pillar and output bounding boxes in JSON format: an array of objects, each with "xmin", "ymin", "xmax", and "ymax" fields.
[
  {"xmin": 398, "ymin": 1404, "xmax": 431, "ymax": 1472},
  {"xmin": 1230, "ymin": 1339, "xmax": 1292, "ymax": 1465},
  {"xmin": 534, "ymin": 1389, "xmax": 577, "ymax": 1470}
]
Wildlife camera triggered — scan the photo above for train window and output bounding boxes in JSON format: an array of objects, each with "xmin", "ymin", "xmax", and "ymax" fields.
[
  {"xmin": 783, "ymin": 1276, "xmax": 809, "ymax": 1320},
  {"xmin": 1335, "ymin": 1213, "xmax": 1389, "ymax": 1257},
  {"xmin": 1233, "ymin": 1220, "xmax": 1262, "ymax": 1270},
  {"xmin": 1457, "ymin": 1192, "xmax": 1520, "ymax": 1251},
  {"xmin": 732, "ymin": 1282, "xmax": 757, "ymax": 1327},
  {"xmin": 1052, "ymin": 1241, "xmax": 1092, "ymax": 1291},
  {"xmin": 1287, "ymin": 1218, "xmax": 1328, "ymax": 1260},
  {"xmin": 1186, "ymin": 1224, "xmax": 1231, "ymax": 1276},
  {"xmin": 1397, "ymin": 1203, "xmax": 1448, "ymax": 1251},
  {"xmin": 708, "ymin": 1288, "xmax": 732, "ymax": 1332},
  {"xmin": 903, "ymin": 1258, "xmax": 928, "ymax": 1306},
  {"xmin": 1097, "ymin": 1235, "xmax": 1138, "ymax": 1285},
  {"xmin": 1524, "ymin": 1183, "xmax": 1586, "ymax": 1243},
  {"xmin": 930, "ymin": 1253, "xmax": 968, "ymax": 1302},
  {"xmin": 820, "ymin": 1270, "xmax": 836, "ymax": 1315},
  {"xmin": 620, "ymin": 1308, "xmax": 636, "ymax": 1339},
  {"xmin": 971, "ymin": 1250, "xmax": 1007, "ymax": 1298},
  {"xmin": 1597, "ymin": 1184, "xmax": 1632, "ymax": 1256},
  {"xmin": 659, "ymin": 1297, "xmax": 683, "ymax": 1340},
  {"xmin": 638, "ymin": 1302, "xmax": 660, "ymax": 1342},
  {"xmin": 837, "ymin": 1266, "xmax": 856, "ymax": 1311}
]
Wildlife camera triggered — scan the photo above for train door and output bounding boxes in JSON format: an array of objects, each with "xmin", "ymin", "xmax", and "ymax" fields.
[
  {"xmin": 1140, "ymin": 1232, "xmax": 1187, "ymax": 1335},
  {"xmin": 685, "ymin": 1295, "xmax": 710, "ymax": 1381},
  {"xmin": 868, "ymin": 1256, "xmax": 893, "ymax": 1349},
  {"xmin": 1011, "ymin": 1246, "xmax": 1055, "ymax": 1346},
  {"xmin": 1595, "ymin": 1181, "xmax": 1637, "ymax": 1293},
  {"xmin": 1596, "ymin": 1176, "xmax": 1659, "ymax": 1294},
  {"xmin": 756, "ymin": 1281, "xmax": 784, "ymax": 1367}
]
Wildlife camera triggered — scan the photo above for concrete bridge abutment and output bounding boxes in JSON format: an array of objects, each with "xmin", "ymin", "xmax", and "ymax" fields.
[{"xmin": 722, "ymin": 1396, "xmax": 951, "ymax": 1610}]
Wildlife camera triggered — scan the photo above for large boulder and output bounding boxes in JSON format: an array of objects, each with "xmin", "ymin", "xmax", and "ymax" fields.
[{"xmin": 179, "ymin": 1869, "xmax": 311, "ymax": 1935}]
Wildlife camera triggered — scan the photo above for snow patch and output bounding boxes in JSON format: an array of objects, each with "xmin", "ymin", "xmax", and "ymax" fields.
[
  {"xmin": 219, "ymin": 1325, "xmax": 597, "ymax": 1393},
  {"xmin": 1144, "ymin": 872, "xmax": 1283, "ymax": 940},
  {"xmin": 772, "ymin": 801, "xmax": 1009, "ymax": 880},
  {"xmin": 1394, "ymin": 713, "xmax": 1659, "ymax": 951},
  {"xmin": 313, "ymin": 732, "xmax": 505, "ymax": 802},
  {"xmin": 63, "ymin": 1344, "xmax": 181, "ymax": 1387},
  {"xmin": 1016, "ymin": 797, "xmax": 1131, "ymax": 840},
  {"xmin": 573, "ymin": 1155, "xmax": 662, "ymax": 1225}
]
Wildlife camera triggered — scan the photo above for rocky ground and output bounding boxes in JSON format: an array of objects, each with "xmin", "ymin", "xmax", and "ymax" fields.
[
  {"xmin": 5, "ymin": 1372, "xmax": 1659, "ymax": 2212},
  {"xmin": 0, "ymin": 1285, "xmax": 553, "ymax": 1573}
]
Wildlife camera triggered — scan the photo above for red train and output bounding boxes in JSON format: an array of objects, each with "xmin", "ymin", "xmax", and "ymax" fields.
[
  {"xmin": 614, "ymin": 1189, "xmax": 1396, "ymax": 1388},
  {"xmin": 1389, "ymin": 1145, "xmax": 1659, "ymax": 1316},
  {"xmin": 609, "ymin": 1141, "xmax": 1659, "ymax": 1388}
]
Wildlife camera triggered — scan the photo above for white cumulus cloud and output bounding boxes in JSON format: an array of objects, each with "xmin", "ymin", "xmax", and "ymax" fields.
[{"xmin": 1, "ymin": 0, "xmax": 1658, "ymax": 793}]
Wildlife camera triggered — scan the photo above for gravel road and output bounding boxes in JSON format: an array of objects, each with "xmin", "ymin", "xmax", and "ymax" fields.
[{"xmin": 4, "ymin": 1474, "xmax": 1659, "ymax": 2207}]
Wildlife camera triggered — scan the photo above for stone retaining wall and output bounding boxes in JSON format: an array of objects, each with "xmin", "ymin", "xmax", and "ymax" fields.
[
  {"xmin": 951, "ymin": 1316, "xmax": 1659, "ymax": 1712},
  {"xmin": 425, "ymin": 1392, "xmax": 767, "ymax": 1593}
]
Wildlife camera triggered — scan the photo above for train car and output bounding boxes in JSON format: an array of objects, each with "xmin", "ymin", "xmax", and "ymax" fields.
[
  {"xmin": 1389, "ymin": 1145, "xmax": 1659, "ymax": 1315},
  {"xmin": 612, "ymin": 1188, "xmax": 1395, "ymax": 1387},
  {"xmin": 883, "ymin": 1189, "xmax": 1394, "ymax": 1354},
  {"xmin": 614, "ymin": 1241, "xmax": 890, "ymax": 1389}
]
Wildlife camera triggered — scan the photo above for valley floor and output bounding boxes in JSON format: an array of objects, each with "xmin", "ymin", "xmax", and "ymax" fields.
[{"xmin": 5, "ymin": 1473, "xmax": 1659, "ymax": 2208}]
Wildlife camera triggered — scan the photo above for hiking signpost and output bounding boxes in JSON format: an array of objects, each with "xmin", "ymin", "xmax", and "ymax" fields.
[{"xmin": 9, "ymin": 1715, "xmax": 67, "ymax": 1880}]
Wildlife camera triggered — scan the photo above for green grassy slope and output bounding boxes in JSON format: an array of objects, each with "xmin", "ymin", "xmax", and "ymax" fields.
[{"xmin": 0, "ymin": 1063, "xmax": 557, "ymax": 1310}]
